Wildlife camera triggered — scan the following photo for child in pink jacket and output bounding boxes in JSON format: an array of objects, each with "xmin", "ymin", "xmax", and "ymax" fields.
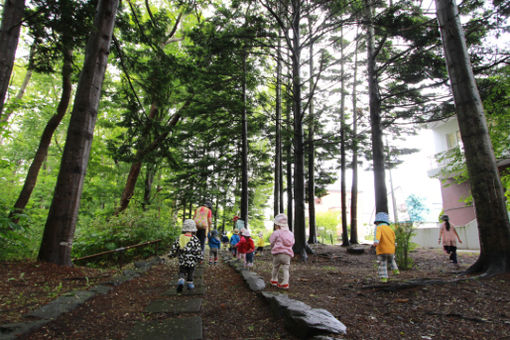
[{"xmin": 269, "ymin": 213, "xmax": 295, "ymax": 289}]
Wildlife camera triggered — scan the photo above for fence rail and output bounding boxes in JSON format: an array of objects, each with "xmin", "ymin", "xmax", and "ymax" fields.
[{"xmin": 73, "ymin": 239, "xmax": 162, "ymax": 263}]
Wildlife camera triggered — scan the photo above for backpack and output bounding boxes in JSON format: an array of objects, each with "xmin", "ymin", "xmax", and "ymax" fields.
[{"xmin": 194, "ymin": 206, "xmax": 209, "ymax": 229}]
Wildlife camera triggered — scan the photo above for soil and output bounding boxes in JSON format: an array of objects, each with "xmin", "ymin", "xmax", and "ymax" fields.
[{"xmin": 2, "ymin": 244, "xmax": 510, "ymax": 339}]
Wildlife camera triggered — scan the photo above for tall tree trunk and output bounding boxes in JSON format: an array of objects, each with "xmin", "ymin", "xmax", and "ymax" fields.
[
  {"xmin": 436, "ymin": 0, "xmax": 510, "ymax": 275},
  {"xmin": 350, "ymin": 27, "xmax": 361, "ymax": 244},
  {"xmin": 10, "ymin": 42, "xmax": 73, "ymax": 221},
  {"xmin": 365, "ymin": 0, "xmax": 388, "ymax": 215},
  {"xmin": 274, "ymin": 22, "xmax": 282, "ymax": 217},
  {"xmin": 0, "ymin": 0, "xmax": 25, "ymax": 118},
  {"xmin": 38, "ymin": 0, "xmax": 119, "ymax": 266},
  {"xmin": 0, "ymin": 42, "xmax": 35, "ymax": 130},
  {"xmin": 307, "ymin": 13, "xmax": 316, "ymax": 244},
  {"xmin": 240, "ymin": 51, "xmax": 249, "ymax": 226},
  {"xmin": 286, "ymin": 83, "xmax": 293, "ymax": 231},
  {"xmin": 115, "ymin": 103, "xmax": 185, "ymax": 215},
  {"xmin": 291, "ymin": 0, "xmax": 307, "ymax": 260},
  {"xmin": 339, "ymin": 26, "xmax": 349, "ymax": 247}
]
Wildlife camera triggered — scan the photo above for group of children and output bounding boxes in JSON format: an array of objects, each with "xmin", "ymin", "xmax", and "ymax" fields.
[
  {"xmin": 167, "ymin": 213, "xmax": 295, "ymax": 292},
  {"xmin": 168, "ymin": 210, "xmax": 459, "ymax": 291}
]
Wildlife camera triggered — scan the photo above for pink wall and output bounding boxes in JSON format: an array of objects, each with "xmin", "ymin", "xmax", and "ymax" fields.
[{"xmin": 440, "ymin": 178, "xmax": 476, "ymax": 226}]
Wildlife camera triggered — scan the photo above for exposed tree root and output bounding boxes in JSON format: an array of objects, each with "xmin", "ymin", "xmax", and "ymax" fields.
[{"xmin": 361, "ymin": 276, "xmax": 479, "ymax": 291}]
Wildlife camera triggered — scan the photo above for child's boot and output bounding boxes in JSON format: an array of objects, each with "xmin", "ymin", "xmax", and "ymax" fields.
[
  {"xmin": 176, "ymin": 278, "xmax": 184, "ymax": 292},
  {"xmin": 187, "ymin": 281, "xmax": 195, "ymax": 290}
]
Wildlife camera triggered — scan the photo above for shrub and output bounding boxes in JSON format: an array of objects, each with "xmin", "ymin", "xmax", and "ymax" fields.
[
  {"xmin": 393, "ymin": 222, "xmax": 416, "ymax": 270},
  {"xmin": 72, "ymin": 208, "xmax": 180, "ymax": 266}
]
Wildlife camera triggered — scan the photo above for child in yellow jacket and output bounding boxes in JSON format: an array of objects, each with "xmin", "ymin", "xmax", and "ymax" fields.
[{"xmin": 373, "ymin": 212, "xmax": 399, "ymax": 283}]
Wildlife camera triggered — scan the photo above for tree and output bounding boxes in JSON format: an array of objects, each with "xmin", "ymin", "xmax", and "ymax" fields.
[
  {"xmin": 38, "ymin": 0, "xmax": 119, "ymax": 266},
  {"xmin": 435, "ymin": 0, "xmax": 510, "ymax": 275},
  {"xmin": 0, "ymin": 0, "xmax": 25, "ymax": 118}
]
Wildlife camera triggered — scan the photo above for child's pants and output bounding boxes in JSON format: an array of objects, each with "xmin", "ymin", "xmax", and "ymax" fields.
[
  {"xmin": 178, "ymin": 265, "xmax": 195, "ymax": 282},
  {"xmin": 209, "ymin": 248, "xmax": 218, "ymax": 263},
  {"xmin": 245, "ymin": 251, "xmax": 254, "ymax": 267},
  {"xmin": 443, "ymin": 245, "xmax": 458, "ymax": 264},
  {"xmin": 271, "ymin": 253, "xmax": 291, "ymax": 285},
  {"xmin": 377, "ymin": 254, "xmax": 398, "ymax": 279}
]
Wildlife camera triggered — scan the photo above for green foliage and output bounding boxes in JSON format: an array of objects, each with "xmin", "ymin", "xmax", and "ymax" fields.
[
  {"xmin": 0, "ymin": 198, "xmax": 38, "ymax": 260},
  {"xmin": 393, "ymin": 222, "xmax": 416, "ymax": 270},
  {"xmin": 316, "ymin": 211, "xmax": 340, "ymax": 245},
  {"xmin": 72, "ymin": 208, "xmax": 180, "ymax": 265}
]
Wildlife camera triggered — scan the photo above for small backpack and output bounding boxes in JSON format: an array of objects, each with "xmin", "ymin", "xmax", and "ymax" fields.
[{"xmin": 194, "ymin": 206, "xmax": 209, "ymax": 229}]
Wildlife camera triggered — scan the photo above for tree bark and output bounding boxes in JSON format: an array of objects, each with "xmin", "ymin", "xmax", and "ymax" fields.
[
  {"xmin": 240, "ymin": 51, "xmax": 249, "ymax": 226},
  {"xmin": 0, "ymin": 0, "xmax": 25, "ymax": 117},
  {"xmin": 365, "ymin": 0, "xmax": 388, "ymax": 215},
  {"xmin": 436, "ymin": 0, "xmax": 510, "ymax": 275},
  {"xmin": 307, "ymin": 13, "xmax": 316, "ymax": 244},
  {"xmin": 340, "ymin": 26, "xmax": 349, "ymax": 246},
  {"xmin": 290, "ymin": 0, "xmax": 307, "ymax": 261},
  {"xmin": 11, "ymin": 43, "xmax": 73, "ymax": 221},
  {"xmin": 274, "ymin": 20, "xmax": 282, "ymax": 217},
  {"xmin": 350, "ymin": 27, "xmax": 361, "ymax": 244},
  {"xmin": 38, "ymin": 0, "xmax": 119, "ymax": 266}
]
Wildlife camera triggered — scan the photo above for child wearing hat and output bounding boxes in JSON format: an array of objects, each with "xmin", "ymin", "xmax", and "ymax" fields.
[
  {"xmin": 236, "ymin": 229, "xmax": 255, "ymax": 269},
  {"xmin": 207, "ymin": 229, "xmax": 221, "ymax": 265},
  {"xmin": 373, "ymin": 212, "xmax": 399, "ymax": 283},
  {"xmin": 269, "ymin": 213, "xmax": 295, "ymax": 289},
  {"xmin": 168, "ymin": 219, "xmax": 203, "ymax": 292}
]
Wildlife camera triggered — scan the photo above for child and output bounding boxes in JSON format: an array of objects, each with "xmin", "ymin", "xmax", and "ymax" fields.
[
  {"xmin": 235, "ymin": 228, "xmax": 247, "ymax": 262},
  {"xmin": 255, "ymin": 232, "xmax": 265, "ymax": 255},
  {"xmin": 269, "ymin": 214, "xmax": 295, "ymax": 289},
  {"xmin": 221, "ymin": 232, "xmax": 230, "ymax": 250},
  {"xmin": 236, "ymin": 229, "xmax": 255, "ymax": 269},
  {"xmin": 438, "ymin": 215, "xmax": 462, "ymax": 265},
  {"xmin": 207, "ymin": 229, "xmax": 221, "ymax": 265},
  {"xmin": 373, "ymin": 212, "xmax": 399, "ymax": 283},
  {"xmin": 230, "ymin": 229, "xmax": 240, "ymax": 257},
  {"xmin": 168, "ymin": 219, "xmax": 203, "ymax": 292}
]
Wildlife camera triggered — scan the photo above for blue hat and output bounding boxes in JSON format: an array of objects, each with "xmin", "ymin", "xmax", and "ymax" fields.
[{"xmin": 374, "ymin": 212, "xmax": 390, "ymax": 224}]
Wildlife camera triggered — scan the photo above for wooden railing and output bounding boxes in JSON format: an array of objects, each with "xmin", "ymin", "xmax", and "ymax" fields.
[{"xmin": 73, "ymin": 239, "xmax": 162, "ymax": 266}]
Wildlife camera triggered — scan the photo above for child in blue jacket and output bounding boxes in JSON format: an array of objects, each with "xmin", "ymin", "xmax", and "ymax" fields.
[
  {"xmin": 230, "ymin": 229, "xmax": 241, "ymax": 257},
  {"xmin": 207, "ymin": 229, "xmax": 221, "ymax": 265}
]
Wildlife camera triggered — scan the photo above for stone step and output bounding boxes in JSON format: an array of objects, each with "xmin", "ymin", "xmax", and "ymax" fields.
[
  {"xmin": 144, "ymin": 298, "xmax": 202, "ymax": 314},
  {"xmin": 163, "ymin": 285, "xmax": 205, "ymax": 296},
  {"xmin": 127, "ymin": 316, "xmax": 202, "ymax": 340}
]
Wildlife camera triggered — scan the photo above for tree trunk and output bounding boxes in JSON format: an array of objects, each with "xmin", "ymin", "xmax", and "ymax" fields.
[
  {"xmin": 0, "ymin": 0, "xmax": 25, "ymax": 117},
  {"xmin": 240, "ymin": 51, "xmax": 249, "ymax": 226},
  {"xmin": 274, "ymin": 22, "xmax": 282, "ymax": 217},
  {"xmin": 38, "ymin": 0, "xmax": 119, "ymax": 266},
  {"xmin": 350, "ymin": 27, "xmax": 360, "ymax": 244},
  {"xmin": 340, "ymin": 26, "xmax": 349, "ymax": 247},
  {"xmin": 0, "ymin": 42, "xmax": 35, "ymax": 130},
  {"xmin": 436, "ymin": 0, "xmax": 510, "ymax": 275},
  {"xmin": 285, "ymin": 95, "xmax": 293, "ymax": 231},
  {"xmin": 291, "ymin": 0, "xmax": 307, "ymax": 261},
  {"xmin": 10, "ymin": 43, "xmax": 73, "ymax": 221},
  {"xmin": 365, "ymin": 0, "xmax": 388, "ymax": 215},
  {"xmin": 114, "ymin": 103, "xmax": 184, "ymax": 215},
  {"xmin": 307, "ymin": 14, "xmax": 316, "ymax": 244}
]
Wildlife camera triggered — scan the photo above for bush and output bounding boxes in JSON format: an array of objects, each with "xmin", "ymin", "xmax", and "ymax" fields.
[
  {"xmin": 72, "ymin": 208, "xmax": 180, "ymax": 266},
  {"xmin": 393, "ymin": 222, "xmax": 416, "ymax": 270},
  {"xmin": 316, "ymin": 211, "xmax": 340, "ymax": 245}
]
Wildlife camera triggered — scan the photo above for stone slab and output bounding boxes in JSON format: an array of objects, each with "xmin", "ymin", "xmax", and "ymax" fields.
[
  {"xmin": 241, "ymin": 270, "xmax": 266, "ymax": 291},
  {"xmin": 127, "ymin": 316, "xmax": 202, "ymax": 340},
  {"xmin": 145, "ymin": 298, "xmax": 202, "ymax": 314},
  {"xmin": 26, "ymin": 290, "xmax": 96, "ymax": 320},
  {"xmin": 163, "ymin": 285, "xmax": 205, "ymax": 296}
]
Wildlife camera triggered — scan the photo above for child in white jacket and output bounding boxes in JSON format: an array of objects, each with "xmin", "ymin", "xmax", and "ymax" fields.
[{"xmin": 269, "ymin": 213, "xmax": 295, "ymax": 289}]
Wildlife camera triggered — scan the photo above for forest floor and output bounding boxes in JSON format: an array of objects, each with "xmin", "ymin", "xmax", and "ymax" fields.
[{"xmin": 1, "ymin": 244, "xmax": 510, "ymax": 339}]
